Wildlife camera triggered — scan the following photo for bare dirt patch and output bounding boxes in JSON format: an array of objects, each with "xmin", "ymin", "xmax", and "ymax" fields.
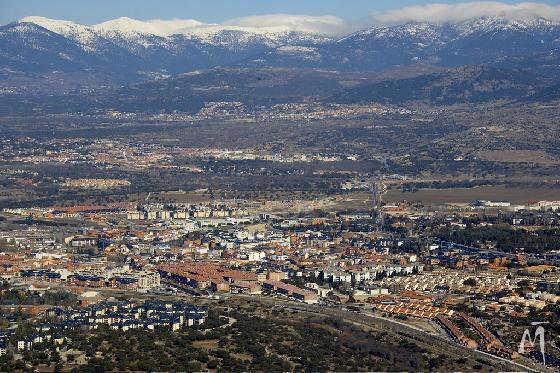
[
  {"xmin": 384, "ymin": 186, "xmax": 560, "ymax": 204},
  {"xmin": 192, "ymin": 340, "xmax": 219, "ymax": 351},
  {"xmin": 476, "ymin": 150, "xmax": 560, "ymax": 164}
]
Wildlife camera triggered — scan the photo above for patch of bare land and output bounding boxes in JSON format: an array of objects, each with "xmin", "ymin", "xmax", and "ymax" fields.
[
  {"xmin": 259, "ymin": 192, "xmax": 374, "ymax": 214},
  {"xmin": 192, "ymin": 340, "xmax": 219, "ymax": 351},
  {"xmin": 154, "ymin": 190, "xmax": 213, "ymax": 204},
  {"xmin": 384, "ymin": 186, "xmax": 560, "ymax": 204},
  {"xmin": 476, "ymin": 150, "xmax": 560, "ymax": 164}
]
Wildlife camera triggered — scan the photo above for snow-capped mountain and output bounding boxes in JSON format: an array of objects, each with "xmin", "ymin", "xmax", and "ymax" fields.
[
  {"xmin": 454, "ymin": 16, "xmax": 560, "ymax": 37},
  {"xmin": 0, "ymin": 15, "xmax": 332, "ymax": 82},
  {"xmin": 0, "ymin": 21, "xmax": 120, "ymax": 75},
  {"xmin": 438, "ymin": 17, "xmax": 560, "ymax": 67},
  {"xmin": 18, "ymin": 16, "xmax": 331, "ymax": 51},
  {"xmin": 252, "ymin": 16, "xmax": 560, "ymax": 71},
  {"xmin": 2, "ymin": 15, "xmax": 560, "ymax": 85},
  {"xmin": 20, "ymin": 16, "xmax": 97, "ymax": 44}
]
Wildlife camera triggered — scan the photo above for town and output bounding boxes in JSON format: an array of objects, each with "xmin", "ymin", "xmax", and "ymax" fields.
[{"xmin": 1, "ymin": 185, "xmax": 560, "ymax": 370}]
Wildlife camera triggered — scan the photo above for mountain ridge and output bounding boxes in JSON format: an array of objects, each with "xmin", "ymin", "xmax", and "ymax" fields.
[{"xmin": 2, "ymin": 15, "xmax": 560, "ymax": 87}]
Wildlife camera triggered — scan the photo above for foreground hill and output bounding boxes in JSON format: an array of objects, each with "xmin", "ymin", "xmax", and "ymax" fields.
[
  {"xmin": 3, "ymin": 64, "xmax": 560, "ymax": 116},
  {"xmin": 0, "ymin": 68, "xmax": 363, "ymax": 115},
  {"xmin": 329, "ymin": 66, "xmax": 546, "ymax": 105}
]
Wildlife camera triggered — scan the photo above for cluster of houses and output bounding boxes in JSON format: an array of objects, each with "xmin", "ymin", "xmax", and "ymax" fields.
[
  {"xmin": 18, "ymin": 269, "xmax": 161, "ymax": 292},
  {"xmin": 127, "ymin": 203, "xmax": 249, "ymax": 221},
  {"xmin": 316, "ymin": 263, "xmax": 423, "ymax": 284},
  {"xmin": 0, "ymin": 300, "xmax": 207, "ymax": 353},
  {"xmin": 435, "ymin": 312, "xmax": 519, "ymax": 359},
  {"xmin": 373, "ymin": 301, "xmax": 453, "ymax": 319},
  {"xmin": 262, "ymin": 280, "xmax": 319, "ymax": 304},
  {"xmin": 456, "ymin": 312, "xmax": 519, "ymax": 359},
  {"xmin": 378, "ymin": 270, "xmax": 513, "ymax": 294}
]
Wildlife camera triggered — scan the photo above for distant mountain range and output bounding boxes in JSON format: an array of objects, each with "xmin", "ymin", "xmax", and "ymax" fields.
[
  {"xmin": 251, "ymin": 17, "xmax": 560, "ymax": 74},
  {"xmin": 2, "ymin": 15, "xmax": 560, "ymax": 86},
  {"xmin": 0, "ymin": 16, "xmax": 331, "ymax": 84}
]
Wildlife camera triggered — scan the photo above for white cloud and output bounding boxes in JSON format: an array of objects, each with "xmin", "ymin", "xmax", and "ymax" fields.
[
  {"xmin": 93, "ymin": 17, "xmax": 204, "ymax": 36},
  {"xmin": 90, "ymin": 14, "xmax": 351, "ymax": 37},
  {"xmin": 223, "ymin": 14, "xmax": 349, "ymax": 35},
  {"xmin": 370, "ymin": 2, "xmax": 560, "ymax": 25},
  {"xmin": 220, "ymin": 3, "xmax": 560, "ymax": 34},
  {"xmin": 142, "ymin": 19, "xmax": 204, "ymax": 35}
]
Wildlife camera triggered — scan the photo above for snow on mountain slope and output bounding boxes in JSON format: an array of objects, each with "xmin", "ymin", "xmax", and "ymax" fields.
[
  {"xmin": 0, "ymin": 21, "xmax": 125, "ymax": 76},
  {"xmin": 5, "ymin": 14, "xmax": 560, "ymax": 80},
  {"xmin": 20, "ymin": 16, "xmax": 101, "ymax": 51},
  {"xmin": 5, "ymin": 16, "xmax": 331, "ymax": 77},
  {"xmin": 11, "ymin": 14, "xmax": 560, "ymax": 51},
  {"xmin": 179, "ymin": 25, "xmax": 331, "ymax": 48},
  {"xmin": 93, "ymin": 18, "xmax": 333, "ymax": 49},
  {"xmin": 18, "ymin": 16, "xmax": 332, "ymax": 49},
  {"xmin": 20, "ymin": 16, "xmax": 88, "ymax": 35},
  {"xmin": 454, "ymin": 16, "xmax": 560, "ymax": 37},
  {"xmin": 342, "ymin": 22, "xmax": 443, "ymax": 42},
  {"xmin": 337, "ymin": 22, "xmax": 446, "ymax": 55}
]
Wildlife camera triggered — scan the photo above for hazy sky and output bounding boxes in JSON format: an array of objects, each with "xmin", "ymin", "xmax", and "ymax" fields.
[{"xmin": 2, "ymin": 0, "xmax": 559, "ymax": 25}]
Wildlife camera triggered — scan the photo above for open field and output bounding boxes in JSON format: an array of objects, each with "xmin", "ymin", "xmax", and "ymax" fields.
[
  {"xmin": 476, "ymin": 150, "xmax": 560, "ymax": 164},
  {"xmin": 259, "ymin": 192, "xmax": 374, "ymax": 214},
  {"xmin": 384, "ymin": 186, "xmax": 560, "ymax": 204},
  {"xmin": 192, "ymin": 340, "xmax": 219, "ymax": 351},
  {"xmin": 152, "ymin": 190, "xmax": 213, "ymax": 204}
]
